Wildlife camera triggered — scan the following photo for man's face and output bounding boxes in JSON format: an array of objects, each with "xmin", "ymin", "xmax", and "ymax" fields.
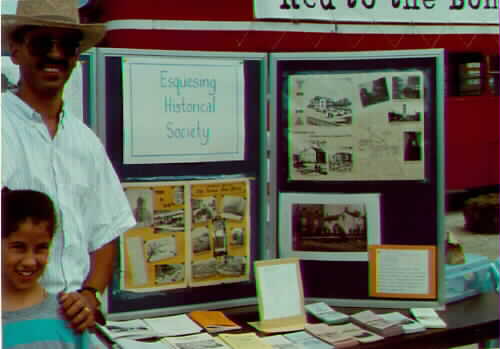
[
  {"xmin": 2, "ymin": 218, "xmax": 52, "ymax": 294},
  {"xmin": 10, "ymin": 27, "xmax": 81, "ymax": 96}
]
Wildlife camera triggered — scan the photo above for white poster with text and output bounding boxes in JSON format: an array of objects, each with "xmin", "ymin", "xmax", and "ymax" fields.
[
  {"xmin": 254, "ymin": 0, "xmax": 499, "ymax": 24},
  {"xmin": 123, "ymin": 56, "xmax": 245, "ymax": 164}
]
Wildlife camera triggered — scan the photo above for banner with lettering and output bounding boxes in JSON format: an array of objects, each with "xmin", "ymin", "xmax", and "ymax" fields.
[
  {"xmin": 123, "ymin": 56, "xmax": 245, "ymax": 164},
  {"xmin": 253, "ymin": 0, "xmax": 499, "ymax": 24}
]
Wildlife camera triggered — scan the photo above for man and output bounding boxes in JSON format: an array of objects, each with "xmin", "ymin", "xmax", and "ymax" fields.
[{"xmin": 1, "ymin": 0, "xmax": 136, "ymax": 332}]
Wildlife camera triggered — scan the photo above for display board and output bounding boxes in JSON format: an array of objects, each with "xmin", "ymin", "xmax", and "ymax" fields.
[
  {"xmin": 96, "ymin": 48, "xmax": 267, "ymax": 320},
  {"xmin": 269, "ymin": 49, "xmax": 446, "ymax": 308}
]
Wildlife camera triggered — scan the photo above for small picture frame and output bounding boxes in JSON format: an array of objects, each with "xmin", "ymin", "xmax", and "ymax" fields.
[{"xmin": 251, "ymin": 258, "xmax": 306, "ymax": 333}]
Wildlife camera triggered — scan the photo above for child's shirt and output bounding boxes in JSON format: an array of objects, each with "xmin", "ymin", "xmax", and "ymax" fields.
[{"xmin": 2, "ymin": 293, "xmax": 90, "ymax": 349}]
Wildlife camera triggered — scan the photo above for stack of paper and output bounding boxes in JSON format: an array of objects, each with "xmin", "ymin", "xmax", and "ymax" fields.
[
  {"xmin": 189, "ymin": 310, "xmax": 242, "ymax": 333},
  {"xmin": 331, "ymin": 323, "xmax": 384, "ymax": 343},
  {"xmin": 379, "ymin": 312, "xmax": 426, "ymax": 334},
  {"xmin": 304, "ymin": 323, "xmax": 359, "ymax": 348},
  {"xmin": 162, "ymin": 333, "xmax": 231, "ymax": 349},
  {"xmin": 284, "ymin": 330, "xmax": 333, "ymax": 349},
  {"xmin": 410, "ymin": 308, "xmax": 447, "ymax": 329},
  {"xmin": 305, "ymin": 302, "xmax": 350, "ymax": 325},
  {"xmin": 218, "ymin": 333, "xmax": 273, "ymax": 349},
  {"xmin": 262, "ymin": 334, "xmax": 304, "ymax": 349},
  {"xmin": 350, "ymin": 310, "xmax": 404, "ymax": 337}
]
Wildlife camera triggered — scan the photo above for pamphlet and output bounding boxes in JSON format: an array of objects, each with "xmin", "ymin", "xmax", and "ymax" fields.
[
  {"xmin": 304, "ymin": 323, "xmax": 359, "ymax": 348},
  {"xmin": 284, "ymin": 330, "xmax": 333, "ymax": 349},
  {"xmin": 262, "ymin": 334, "xmax": 304, "ymax": 349},
  {"xmin": 410, "ymin": 308, "xmax": 447, "ymax": 328},
  {"xmin": 305, "ymin": 302, "xmax": 350, "ymax": 325},
  {"xmin": 189, "ymin": 310, "xmax": 242, "ymax": 333},
  {"xmin": 350, "ymin": 310, "xmax": 404, "ymax": 337},
  {"xmin": 379, "ymin": 312, "xmax": 426, "ymax": 333},
  {"xmin": 98, "ymin": 320, "xmax": 158, "ymax": 341},
  {"xmin": 162, "ymin": 333, "xmax": 231, "ymax": 349},
  {"xmin": 218, "ymin": 333, "xmax": 273, "ymax": 349},
  {"xmin": 98, "ymin": 314, "xmax": 203, "ymax": 340},
  {"xmin": 331, "ymin": 323, "xmax": 383, "ymax": 343}
]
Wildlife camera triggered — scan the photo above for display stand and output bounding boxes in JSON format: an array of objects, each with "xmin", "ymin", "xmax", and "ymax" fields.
[
  {"xmin": 250, "ymin": 258, "xmax": 306, "ymax": 333},
  {"xmin": 95, "ymin": 48, "xmax": 267, "ymax": 320},
  {"xmin": 269, "ymin": 49, "xmax": 446, "ymax": 308}
]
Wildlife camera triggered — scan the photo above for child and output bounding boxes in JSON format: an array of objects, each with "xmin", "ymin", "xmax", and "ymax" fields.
[{"xmin": 2, "ymin": 187, "xmax": 91, "ymax": 348}]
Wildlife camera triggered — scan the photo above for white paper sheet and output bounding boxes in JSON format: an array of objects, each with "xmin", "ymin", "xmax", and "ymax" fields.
[
  {"xmin": 376, "ymin": 249, "xmax": 430, "ymax": 295},
  {"xmin": 143, "ymin": 314, "xmax": 203, "ymax": 337},
  {"xmin": 258, "ymin": 263, "xmax": 302, "ymax": 320}
]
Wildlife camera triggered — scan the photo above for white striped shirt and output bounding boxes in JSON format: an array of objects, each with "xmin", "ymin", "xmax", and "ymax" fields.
[{"xmin": 2, "ymin": 91, "xmax": 136, "ymax": 293}]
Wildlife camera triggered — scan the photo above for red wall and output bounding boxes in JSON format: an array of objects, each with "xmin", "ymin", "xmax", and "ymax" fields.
[{"xmin": 93, "ymin": 0, "xmax": 500, "ymax": 190}]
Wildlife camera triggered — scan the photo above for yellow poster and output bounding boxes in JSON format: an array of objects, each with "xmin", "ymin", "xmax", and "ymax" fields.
[
  {"xmin": 121, "ymin": 179, "xmax": 250, "ymax": 292},
  {"xmin": 190, "ymin": 180, "xmax": 250, "ymax": 287}
]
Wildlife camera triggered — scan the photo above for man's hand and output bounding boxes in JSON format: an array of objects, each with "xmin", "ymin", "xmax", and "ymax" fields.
[{"xmin": 58, "ymin": 291, "xmax": 96, "ymax": 332}]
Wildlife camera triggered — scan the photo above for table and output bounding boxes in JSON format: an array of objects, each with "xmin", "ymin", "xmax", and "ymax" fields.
[
  {"xmin": 97, "ymin": 291, "xmax": 499, "ymax": 348},
  {"xmin": 223, "ymin": 291, "xmax": 499, "ymax": 349}
]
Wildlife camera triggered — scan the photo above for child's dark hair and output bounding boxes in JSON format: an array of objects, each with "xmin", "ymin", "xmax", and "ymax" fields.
[{"xmin": 1, "ymin": 187, "xmax": 57, "ymax": 239}]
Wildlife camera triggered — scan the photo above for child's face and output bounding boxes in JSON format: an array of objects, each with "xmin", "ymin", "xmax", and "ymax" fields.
[{"xmin": 2, "ymin": 218, "xmax": 52, "ymax": 293}]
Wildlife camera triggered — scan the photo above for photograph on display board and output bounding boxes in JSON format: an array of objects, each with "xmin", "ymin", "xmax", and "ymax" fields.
[
  {"xmin": 121, "ymin": 179, "xmax": 251, "ymax": 292},
  {"xmin": 292, "ymin": 203, "xmax": 368, "ymax": 252},
  {"xmin": 279, "ymin": 193, "xmax": 381, "ymax": 262},
  {"xmin": 288, "ymin": 71, "xmax": 425, "ymax": 182}
]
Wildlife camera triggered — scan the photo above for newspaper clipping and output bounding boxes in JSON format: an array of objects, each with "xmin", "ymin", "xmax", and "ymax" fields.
[{"xmin": 288, "ymin": 71, "xmax": 425, "ymax": 181}]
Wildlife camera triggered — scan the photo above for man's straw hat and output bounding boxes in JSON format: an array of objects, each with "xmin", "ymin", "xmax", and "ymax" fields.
[{"xmin": 2, "ymin": 0, "xmax": 106, "ymax": 53}]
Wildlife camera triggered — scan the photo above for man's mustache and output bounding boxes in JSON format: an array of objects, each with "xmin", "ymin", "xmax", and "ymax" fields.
[{"xmin": 37, "ymin": 59, "xmax": 69, "ymax": 71}]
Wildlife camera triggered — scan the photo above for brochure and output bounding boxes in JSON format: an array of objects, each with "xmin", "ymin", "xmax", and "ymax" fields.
[
  {"xmin": 162, "ymin": 333, "xmax": 231, "ymax": 349},
  {"xmin": 99, "ymin": 314, "xmax": 203, "ymax": 340},
  {"xmin": 218, "ymin": 333, "xmax": 273, "ymax": 349},
  {"xmin": 410, "ymin": 308, "xmax": 447, "ymax": 329},
  {"xmin": 305, "ymin": 302, "xmax": 350, "ymax": 325},
  {"xmin": 379, "ymin": 312, "xmax": 426, "ymax": 333},
  {"xmin": 189, "ymin": 310, "xmax": 242, "ymax": 333}
]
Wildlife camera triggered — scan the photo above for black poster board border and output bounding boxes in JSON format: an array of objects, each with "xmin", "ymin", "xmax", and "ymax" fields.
[
  {"xmin": 269, "ymin": 49, "xmax": 446, "ymax": 308},
  {"xmin": 95, "ymin": 48, "xmax": 268, "ymax": 319}
]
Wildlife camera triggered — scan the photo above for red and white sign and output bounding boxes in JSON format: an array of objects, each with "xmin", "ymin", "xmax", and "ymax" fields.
[{"xmin": 254, "ymin": 0, "xmax": 499, "ymax": 24}]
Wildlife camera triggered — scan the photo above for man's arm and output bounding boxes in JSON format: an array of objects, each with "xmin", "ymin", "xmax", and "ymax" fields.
[
  {"xmin": 84, "ymin": 238, "xmax": 118, "ymax": 295},
  {"xmin": 59, "ymin": 238, "xmax": 118, "ymax": 331},
  {"xmin": 80, "ymin": 238, "xmax": 118, "ymax": 318}
]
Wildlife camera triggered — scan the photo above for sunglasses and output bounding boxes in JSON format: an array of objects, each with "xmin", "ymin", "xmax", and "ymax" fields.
[{"xmin": 25, "ymin": 35, "xmax": 81, "ymax": 58}]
